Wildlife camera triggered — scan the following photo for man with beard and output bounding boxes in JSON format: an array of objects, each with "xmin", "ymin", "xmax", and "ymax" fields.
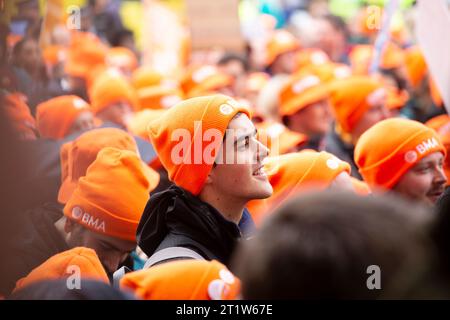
[{"xmin": 355, "ymin": 118, "xmax": 447, "ymax": 205}]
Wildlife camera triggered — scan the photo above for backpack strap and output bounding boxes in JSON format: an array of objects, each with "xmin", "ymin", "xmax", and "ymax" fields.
[{"xmin": 143, "ymin": 247, "xmax": 205, "ymax": 269}]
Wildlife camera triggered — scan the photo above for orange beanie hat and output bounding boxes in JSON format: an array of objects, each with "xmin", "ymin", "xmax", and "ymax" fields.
[
  {"xmin": 90, "ymin": 70, "xmax": 139, "ymax": 114},
  {"xmin": 425, "ymin": 114, "xmax": 450, "ymax": 133},
  {"xmin": 294, "ymin": 48, "xmax": 330, "ymax": 71},
  {"xmin": 404, "ymin": 46, "xmax": 427, "ymax": 88},
  {"xmin": 36, "ymin": 95, "xmax": 92, "ymax": 139},
  {"xmin": 63, "ymin": 147, "xmax": 159, "ymax": 241},
  {"xmin": 14, "ymin": 247, "xmax": 109, "ymax": 292},
  {"xmin": 355, "ymin": 118, "xmax": 446, "ymax": 190},
  {"xmin": 3, "ymin": 93, "xmax": 36, "ymax": 139},
  {"xmin": 127, "ymin": 109, "xmax": 166, "ymax": 141},
  {"xmin": 245, "ymin": 72, "xmax": 270, "ymax": 93},
  {"xmin": 349, "ymin": 43, "xmax": 404, "ymax": 75},
  {"xmin": 297, "ymin": 62, "xmax": 352, "ymax": 83},
  {"xmin": 330, "ymin": 76, "xmax": 385, "ymax": 133},
  {"xmin": 279, "ymin": 74, "xmax": 330, "ymax": 117},
  {"xmin": 256, "ymin": 121, "xmax": 307, "ymax": 155},
  {"xmin": 120, "ymin": 260, "xmax": 240, "ymax": 300},
  {"xmin": 148, "ymin": 94, "xmax": 250, "ymax": 195},
  {"xmin": 131, "ymin": 67, "xmax": 164, "ymax": 90},
  {"xmin": 137, "ymin": 86, "xmax": 183, "ymax": 110},
  {"xmin": 58, "ymin": 128, "xmax": 158, "ymax": 204},
  {"xmin": 266, "ymin": 30, "xmax": 301, "ymax": 66},
  {"xmin": 181, "ymin": 65, "xmax": 233, "ymax": 98},
  {"xmin": 106, "ymin": 47, "xmax": 138, "ymax": 72},
  {"xmin": 248, "ymin": 151, "xmax": 351, "ymax": 225}
]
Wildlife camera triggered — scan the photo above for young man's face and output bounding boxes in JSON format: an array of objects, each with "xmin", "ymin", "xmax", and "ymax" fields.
[
  {"xmin": 351, "ymin": 96, "xmax": 390, "ymax": 142},
  {"xmin": 209, "ymin": 114, "xmax": 273, "ymax": 202},
  {"xmin": 96, "ymin": 101, "xmax": 133, "ymax": 128},
  {"xmin": 286, "ymin": 99, "xmax": 332, "ymax": 137},
  {"xmin": 66, "ymin": 222, "xmax": 136, "ymax": 276},
  {"xmin": 393, "ymin": 152, "xmax": 447, "ymax": 205}
]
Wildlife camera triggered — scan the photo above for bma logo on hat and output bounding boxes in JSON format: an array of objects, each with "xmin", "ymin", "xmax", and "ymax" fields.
[
  {"xmin": 219, "ymin": 103, "xmax": 234, "ymax": 116},
  {"xmin": 71, "ymin": 206, "xmax": 83, "ymax": 219},
  {"xmin": 404, "ymin": 150, "xmax": 418, "ymax": 163},
  {"xmin": 292, "ymin": 76, "xmax": 320, "ymax": 94}
]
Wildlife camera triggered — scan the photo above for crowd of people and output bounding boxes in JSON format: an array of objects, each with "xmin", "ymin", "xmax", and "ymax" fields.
[{"xmin": 1, "ymin": 0, "xmax": 450, "ymax": 300}]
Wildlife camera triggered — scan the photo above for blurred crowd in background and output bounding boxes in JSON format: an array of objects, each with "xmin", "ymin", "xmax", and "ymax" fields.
[{"xmin": 2, "ymin": 0, "xmax": 450, "ymax": 301}]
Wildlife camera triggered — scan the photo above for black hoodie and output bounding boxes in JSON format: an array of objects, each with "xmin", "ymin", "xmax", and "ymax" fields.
[{"xmin": 137, "ymin": 185, "xmax": 242, "ymax": 266}]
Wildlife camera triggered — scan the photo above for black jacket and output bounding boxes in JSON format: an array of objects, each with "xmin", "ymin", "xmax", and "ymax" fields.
[
  {"xmin": 1, "ymin": 202, "xmax": 68, "ymax": 296},
  {"xmin": 137, "ymin": 185, "xmax": 242, "ymax": 266}
]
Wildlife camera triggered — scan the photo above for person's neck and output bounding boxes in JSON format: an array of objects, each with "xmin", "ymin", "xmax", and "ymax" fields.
[{"xmin": 198, "ymin": 189, "xmax": 246, "ymax": 224}]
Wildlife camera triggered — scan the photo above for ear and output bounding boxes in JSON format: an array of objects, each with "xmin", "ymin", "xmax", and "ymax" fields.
[{"xmin": 205, "ymin": 170, "xmax": 214, "ymax": 185}]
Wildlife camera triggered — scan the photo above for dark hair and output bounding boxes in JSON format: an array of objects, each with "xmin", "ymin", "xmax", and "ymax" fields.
[
  {"xmin": 232, "ymin": 191, "xmax": 434, "ymax": 299},
  {"xmin": 218, "ymin": 53, "xmax": 250, "ymax": 72}
]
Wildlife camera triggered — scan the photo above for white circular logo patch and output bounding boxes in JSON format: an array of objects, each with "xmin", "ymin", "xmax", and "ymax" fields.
[
  {"xmin": 326, "ymin": 158, "xmax": 340, "ymax": 170},
  {"xmin": 73, "ymin": 98, "xmax": 87, "ymax": 110},
  {"xmin": 219, "ymin": 103, "xmax": 234, "ymax": 116},
  {"xmin": 404, "ymin": 150, "xmax": 418, "ymax": 163},
  {"xmin": 219, "ymin": 269, "xmax": 235, "ymax": 285},
  {"xmin": 207, "ymin": 279, "xmax": 226, "ymax": 300},
  {"xmin": 71, "ymin": 206, "xmax": 83, "ymax": 220}
]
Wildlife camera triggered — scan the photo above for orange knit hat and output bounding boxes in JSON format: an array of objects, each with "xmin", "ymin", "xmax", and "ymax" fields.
[
  {"xmin": 266, "ymin": 30, "xmax": 301, "ymax": 66},
  {"xmin": 137, "ymin": 86, "xmax": 183, "ymax": 110},
  {"xmin": 127, "ymin": 109, "xmax": 167, "ymax": 141},
  {"xmin": 279, "ymin": 74, "xmax": 330, "ymax": 117},
  {"xmin": 106, "ymin": 47, "xmax": 138, "ymax": 72},
  {"xmin": 14, "ymin": 247, "xmax": 109, "ymax": 292},
  {"xmin": 404, "ymin": 46, "xmax": 427, "ymax": 88},
  {"xmin": 294, "ymin": 48, "xmax": 330, "ymax": 71},
  {"xmin": 297, "ymin": 62, "xmax": 352, "ymax": 83},
  {"xmin": 89, "ymin": 70, "xmax": 139, "ymax": 114},
  {"xmin": 256, "ymin": 121, "xmax": 307, "ymax": 155},
  {"xmin": 425, "ymin": 114, "xmax": 450, "ymax": 132},
  {"xmin": 36, "ymin": 95, "xmax": 92, "ymax": 139},
  {"xmin": 63, "ymin": 147, "xmax": 159, "ymax": 241},
  {"xmin": 349, "ymin": 43, "xmax": 404, "ymax": 75},
  {"xmin": 355, "ymin": 118, "xmax": 446, "ymax": 190},
  {"xmin": 3, "ymin": 93, "xmax": 37, "ymax": 139},
  {"xmin": 245, "ymin": 72, "xmax": 270, "ymax": 93},
  {"xmin": 131, "ymin": 67, "xmax": 164, "ymax": 90},
  {"xmin": 248, "ymin": 151, "xmax": 351, "ymax": 225},
  {"xmin": 330, "ymin": 76, "xmax": 385, "ymax": 133},
  {"xmin": 148, "ymin": 94, "xmax": 250, "ymax": 195},
  {"xmin": 181, "ymin": 65, "xmax": 233, "ymax": 98},
  {"xmin": 120, "ymin": 260, "xmax": 240, "ymax": 300},
  {"xmin": 65, "ymin": 32, "xmax": 107, "ymax": 79},
  {"xmin": 58, "ymin": 128, "xmax": 158, "ymax": 204}
]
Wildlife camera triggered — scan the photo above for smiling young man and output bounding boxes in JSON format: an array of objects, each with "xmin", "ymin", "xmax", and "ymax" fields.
[
  {"xmin": 137, "ymin": 94, "xmax": 273, "ymax": 267},
  {"xmin": 355, "ymin": 118, "xmax": 447, "ymax": 205}
]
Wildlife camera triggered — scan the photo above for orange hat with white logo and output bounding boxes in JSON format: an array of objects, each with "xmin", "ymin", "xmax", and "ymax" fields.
[
  {"xmin": 137, "ymin": 86, "xmax": 183, "ymax": 110},
  {"xmin": 248, "ymin": 151, "xmax": 351, "ymax": 225},
  {"xmin": 148, "ymin": 94, "xmax": 251, "ymax": 195},
  {"xmin": 58, "ymin": 128, "xmax": 157, "ymax": 204},
  {"xmin": 120, "ymin": 259, "xmax": 240, "ymax": 300},
  {"xmin": 294, "ymin": 48, "xmax": 330, "ymax": 71},
  {"xmin": 256, "ymin": 121, "xmax": 307, "ymax": 155},
  {"xmin": 355, "ymin": 118, "xmax": 446, "ymax": 190},
  {"xmin": 266, "ymin": 30, "xmax": 301, "ymax": 66},
  {"xmin": 425, "ymin": 114, "xmax": 450, "ymax": 133},
  {"xmin": 279, "ymin": 74, "xmax": 330, "ymax": 117},
  {"xmin": 36, "ymin": 95, "xmax": 92, "ymax": 139},
  {"xmin": 89, "ymin": 70, "xmax": 139, "ymax": 114},
  {"xmin": 14, "ymin": 247, "xmax": 109, "ymax": 292},
  {"xmin": 63, "ymin": 147, "xmax": 159, "ymax": 241},
  {"xmin": 181, "ymin": 65, "xmax": 233, "ymax": 98},
  {"xmin": 330, "ymin": 76, "xmax": 385, "ymax": 133}
]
